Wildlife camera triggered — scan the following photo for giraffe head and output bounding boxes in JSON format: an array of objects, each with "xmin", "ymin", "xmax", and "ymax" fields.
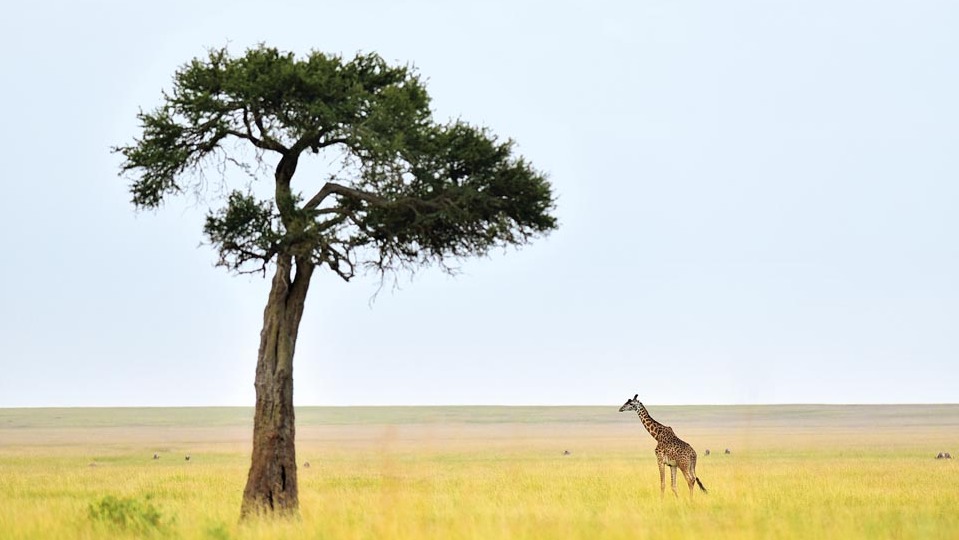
[{"xmin": 619, "ymin": 394, "xmax": 641, "ymax": 412}]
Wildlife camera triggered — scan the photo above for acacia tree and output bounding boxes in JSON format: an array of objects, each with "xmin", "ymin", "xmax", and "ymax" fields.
[{"xmin": 116, "ymin": 45, "xmax": 556, "ymax": 517}]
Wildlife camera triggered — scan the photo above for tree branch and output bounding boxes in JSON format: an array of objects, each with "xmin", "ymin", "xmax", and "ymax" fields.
[
  {"xmin": 225, "ymin": 132, "xmax": 287, "ymax": 153},
  {"xmin": 303, "ymin": 182, "xmax": 385, "ymax": 210},
  {"xmin": 251, "ymin": 110, "xmax": 288, "ymax": 153},
  {"xmin": 320, "ymin": 243, "xmax": 356, "ymax": 281},
  {"xmin": 290, "ymin": 129, "xmax": 351, "ymax": 157},
  {"xmin": 225, "ymin": 112, "xmax": 288, "ymax": 154},
  {"xmin": 315, "ymin": 212, "xmax": 350, "ymax": 232}
]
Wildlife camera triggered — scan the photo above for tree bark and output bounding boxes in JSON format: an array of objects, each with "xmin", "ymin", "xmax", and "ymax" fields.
[{"xmin": 241, "ymin": 254, "xmax": 315, "ymax": 518}]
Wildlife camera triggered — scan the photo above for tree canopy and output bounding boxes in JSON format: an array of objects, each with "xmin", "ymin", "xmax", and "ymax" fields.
[{"xmin": 117, "ymin": 45, "xmax": 557, "ymax": 279}]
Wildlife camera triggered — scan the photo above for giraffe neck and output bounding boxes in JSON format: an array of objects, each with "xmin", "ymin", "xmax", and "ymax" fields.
[{"xmin": 636, "ymin": 402, "xmax": 668, "ymax": 441}]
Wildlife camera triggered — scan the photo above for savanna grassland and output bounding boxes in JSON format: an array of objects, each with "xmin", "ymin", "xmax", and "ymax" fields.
[{"xmin": 1, "ymin": 405, "xmax": 957, "ymax": 539}]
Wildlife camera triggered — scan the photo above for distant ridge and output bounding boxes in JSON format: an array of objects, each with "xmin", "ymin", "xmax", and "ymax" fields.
[{"xmin": 2, "ymin": 404, "xmax": 957, "ymax": 429}]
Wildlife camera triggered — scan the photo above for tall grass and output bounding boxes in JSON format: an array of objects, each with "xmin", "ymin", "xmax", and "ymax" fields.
[{"xmin": 0, "ymin": 406, "xmax": 956, "ymax": 539}]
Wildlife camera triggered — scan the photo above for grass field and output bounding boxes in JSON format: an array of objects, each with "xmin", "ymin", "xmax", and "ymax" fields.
[{"xmin": 1, "ymin": 405, "xmax": 957, "ymax": 539}]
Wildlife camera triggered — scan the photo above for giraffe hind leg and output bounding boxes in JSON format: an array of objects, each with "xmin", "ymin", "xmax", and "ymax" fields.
[{"xmin": 683, "ymin": 467, "xmax": 696, "ymax": 495}]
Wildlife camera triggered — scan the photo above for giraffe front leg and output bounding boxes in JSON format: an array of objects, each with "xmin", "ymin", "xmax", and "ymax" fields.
[
  {"xmin": 670, "ymin": 465, "xmax": 678, "ymax": 496},
  {"xmin": 658, "ymin": 459, "xmax": 666, "ymax": 498}
]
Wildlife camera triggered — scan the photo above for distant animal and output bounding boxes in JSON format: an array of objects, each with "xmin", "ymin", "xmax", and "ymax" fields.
[
  {"xmin": 563, "ymin": 450, "xmax": 572, "ymax": 456},
  {"xmin": 947, "ymin": 453, "xmax": 953, "ymax": 459},
  {"xmin": 937, "ymin": 452, "xmax": 945, "ymax": 459},
  {"xmin": 185, "ymin": 455, "xmax": 191, "ymax": 461},
  {"xmin": 153, "ymin": 453, "xmax": 159, "ymax": 460},
  {"xmin": 725, "ymin": 449, "xmax": 731, "ymax": 455},
  {"xmin": 303, "ymin": 461, "xmax": 311, "ymax": 468},
  {"xmin": 88, "ymin": 462, "xmax": 97, "ymax": 467},
  {"xmin": 704, "ymin": 449, "xmax": 710, "ymax": 456},
  {"xmin": 620, "ymin": 394, "xmax": 707, "ymax": 497}
]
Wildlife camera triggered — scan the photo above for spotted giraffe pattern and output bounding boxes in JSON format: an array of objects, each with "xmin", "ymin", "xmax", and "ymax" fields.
[{"xmin": 620, "ymin": 394, "xmax": 707, "ymax": 496}]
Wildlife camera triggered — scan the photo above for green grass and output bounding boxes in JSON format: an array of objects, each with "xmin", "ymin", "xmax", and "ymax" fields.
[{"xmin": 1, "ymin": 406, "xmax": 957, "ymax": 539}]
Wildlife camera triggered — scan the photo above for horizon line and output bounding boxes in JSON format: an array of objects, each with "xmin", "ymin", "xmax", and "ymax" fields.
[{"xmin": 2, "ymin": 402, "xmax": 958, "ymax": 409}]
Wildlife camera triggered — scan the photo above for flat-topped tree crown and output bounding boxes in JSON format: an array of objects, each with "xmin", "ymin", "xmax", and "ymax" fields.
[
  {"xmin": 114, "ymin": 44, "xmax": 557, "ymax": 517},
  {"xmin": 117, "ymin": 45, "xmax": 556, "ymax": 279}
]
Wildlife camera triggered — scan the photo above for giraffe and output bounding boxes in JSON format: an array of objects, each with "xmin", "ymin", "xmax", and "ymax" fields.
[{"xmin": 620, "ymin": 394, "xmax": 707, "ymax": 497}]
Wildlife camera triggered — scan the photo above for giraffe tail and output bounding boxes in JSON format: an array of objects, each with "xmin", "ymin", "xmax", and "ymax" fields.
[{"xmin": 695, "ymin": 477, "xmax": 707, "ymax": 493}]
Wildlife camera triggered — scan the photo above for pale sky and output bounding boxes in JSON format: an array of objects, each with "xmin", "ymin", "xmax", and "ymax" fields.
[{"xmin": 1, "ymin": 1, "xmax": 956, "ymax": 407}]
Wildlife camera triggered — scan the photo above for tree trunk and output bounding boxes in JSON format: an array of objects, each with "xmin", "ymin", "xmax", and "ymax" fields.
[{"xmin": 241, "ymin": 254, "xmax": 315, "ymax": 518}]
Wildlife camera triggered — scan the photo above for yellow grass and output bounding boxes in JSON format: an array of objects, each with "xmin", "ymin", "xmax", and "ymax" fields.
[{"xmin": 1, "ymin": 406, "xmax": 957, "ymax": 539}]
